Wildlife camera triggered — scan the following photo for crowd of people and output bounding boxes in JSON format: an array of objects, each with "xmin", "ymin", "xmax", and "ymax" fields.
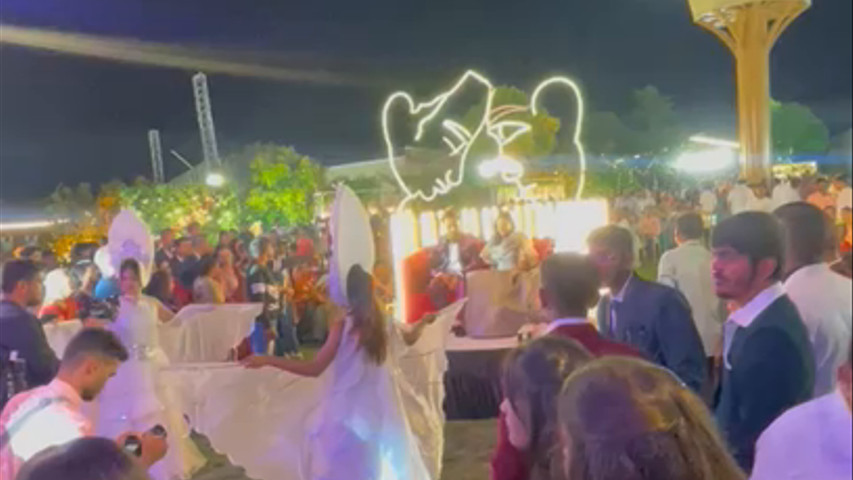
[{"xmin": 0, "ymin": 172, "xmax": 851, "ymax": 480}]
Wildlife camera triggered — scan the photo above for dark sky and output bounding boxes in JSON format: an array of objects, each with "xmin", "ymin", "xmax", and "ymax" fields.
[{"xmin": 1, "ymin": 0, "xmax": 850, "ymax": 201}]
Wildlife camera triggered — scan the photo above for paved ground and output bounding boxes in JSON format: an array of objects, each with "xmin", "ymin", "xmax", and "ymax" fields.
[{"xmin": 188, "ymin": 419, "xmax": 496, "ymax": 480}]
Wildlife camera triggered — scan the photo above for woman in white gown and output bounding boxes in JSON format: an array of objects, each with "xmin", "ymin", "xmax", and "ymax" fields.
[
  {"xmin": 243, "ymin": 264, "xmax": 438, "ymax": 480},
  {"xmin": 95, "ymin": 259, "xmax": 206, "ymax": 480}
]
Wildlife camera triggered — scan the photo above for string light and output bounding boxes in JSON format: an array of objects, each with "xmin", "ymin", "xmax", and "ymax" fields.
[{"xmin": 382, "ymin": 72, "xmax": 589, "ymax": 209}]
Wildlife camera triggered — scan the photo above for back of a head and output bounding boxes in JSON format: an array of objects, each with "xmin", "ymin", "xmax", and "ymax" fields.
[
  {"xmin": 16, "ymin": 436, "xmax": 150, "ymax": 480},
  {"xmin": 711, "ymin": 212, "xmax": 784, "ymax": 280},
  {"xmin": 540, "ymin": 253, "xmax": 600, "ymax": 317},
  {"xmin": 503, "ymin": 336, "xmax": 593, "ymax": 474},
  {"xmin": 675, "ymin": 212, "xmax": 704, "ymax": 241},
  {"xmin": 346, "ymin": 265, "xmax": 387, "ymax": 364},
  {"xmin": 559, "ymin": 357, "xmax": 744, "ymax": 480},
  {"xmin": 773, "ymin": 202, "xmax": 829, "ymax": 266},
  {"xmin": 62, "ymin": 328, "xmax": 129, "ymax": 367},
  {"xmin": 587, "ymin": 225, "xmax": 634, "ymax": 259},
  {"xmin": 1, "ymin": 259, "xmax": 39, "ymax": 294}
]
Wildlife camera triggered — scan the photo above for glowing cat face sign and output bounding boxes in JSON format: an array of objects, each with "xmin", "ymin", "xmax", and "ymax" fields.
[{"xmin": 382, "ymin": 70, "xmax": 587, "ymax": 210}]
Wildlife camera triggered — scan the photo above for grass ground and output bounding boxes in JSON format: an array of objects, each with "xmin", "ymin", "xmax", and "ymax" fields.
[{"xmin": 189, "ymin": 420, "xmax": 497, "ymax": 480}]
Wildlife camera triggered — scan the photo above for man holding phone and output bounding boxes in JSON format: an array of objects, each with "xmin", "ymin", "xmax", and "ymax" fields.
[{"xmin": 0, "ymin": 328, "xmax": 168, "ymax": 478}]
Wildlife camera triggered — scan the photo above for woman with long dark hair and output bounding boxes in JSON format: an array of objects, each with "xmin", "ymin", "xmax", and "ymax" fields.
[
  {"xmin": 242, "ymin": 264, "xmax": 438, "ymax": 479},
  {"xmin": 497, "ymin": 336, "xmax": 593, "ymax": 480},
  {"xmin": 558, "ymin": 357, "xmax": 745, "ymax": 480}
]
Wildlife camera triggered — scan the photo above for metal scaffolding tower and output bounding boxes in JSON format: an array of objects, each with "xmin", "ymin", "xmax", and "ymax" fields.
[
  {"xmin": 148, "ymin": 129, "xmax": 165, "ymax": 183},
  {"xmin": 192, "ymin": 72, "xmax": 221, "ymax": 172}
]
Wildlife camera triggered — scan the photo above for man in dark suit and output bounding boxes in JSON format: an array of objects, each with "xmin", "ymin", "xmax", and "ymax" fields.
[
  {"xmin": 588, "ymin": 225, "xmax": 706, "ymax": 392},
  {"xmin": 711, "ymin": 212, "xmax": 814, "ymax": 471},
  {"xmin": 0, "ymin": 260, "xmax": 59, "ymax": 394}
]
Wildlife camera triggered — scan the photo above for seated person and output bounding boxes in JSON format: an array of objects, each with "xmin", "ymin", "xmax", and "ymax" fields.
[
  {"xmin": 427, "ymin": 209, "xmax": 482, "ymax": 309},
  {"xmin": 480, "ymin": 211, "xmax": 538, "ymax": 273}
]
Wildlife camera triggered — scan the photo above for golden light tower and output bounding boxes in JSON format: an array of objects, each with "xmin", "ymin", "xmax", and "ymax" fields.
[{"xmin": 688, "ymin": 0, "xmax": 811, "ymax": 184}]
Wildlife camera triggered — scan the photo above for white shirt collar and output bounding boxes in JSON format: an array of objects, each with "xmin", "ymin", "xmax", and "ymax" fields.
[
  {"xmin": 727, "ymin": 282, "xmax": 786, "ymax": 328},
  {"xmin": 612, "ymin": 273, "xmax": 634, "ymax": 302},
  {"xmin": 545, "ymin": 317, "xmax": 590, "ymax": 334}
]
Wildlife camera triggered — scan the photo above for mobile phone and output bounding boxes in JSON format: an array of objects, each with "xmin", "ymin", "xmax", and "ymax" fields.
[{"xmin": 123, "ymin": 436, "xmax": 142, "ymax": 457}]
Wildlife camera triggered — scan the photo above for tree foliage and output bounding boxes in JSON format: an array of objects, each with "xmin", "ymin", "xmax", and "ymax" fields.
[
  {"xmin": 771, "ymin": 100, "xmax": 830, "ymax": 156},
  {"xmin": 583, "ymin": 86, "xmax": 685, "ymax": 157},
  {"xmin": 244, "ymin": 144, "xmax": 324, "ymax": 228},
  {"xmin": 119, "ymin": 184, "xmax": 241, "ymax": 239}
]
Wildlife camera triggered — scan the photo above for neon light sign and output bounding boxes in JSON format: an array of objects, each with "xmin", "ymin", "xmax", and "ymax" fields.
[{"xmin": 381, "ymin": 70, "xmax": 588, "ymax": 210}]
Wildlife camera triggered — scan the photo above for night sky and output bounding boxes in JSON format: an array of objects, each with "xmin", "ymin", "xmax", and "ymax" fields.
[{"xmin": 1, "ymin": 0, "xmax": 850, "ymax": 201}]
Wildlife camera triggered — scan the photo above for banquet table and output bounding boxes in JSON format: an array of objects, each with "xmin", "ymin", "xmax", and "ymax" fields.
[{"xmin": 443, "ymin": 335, "xmax": 516, "ymax": 420}]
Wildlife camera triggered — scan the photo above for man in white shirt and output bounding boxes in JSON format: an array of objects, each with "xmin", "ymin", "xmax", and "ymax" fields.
[
  {"xmin": 751, "ymin": 344, "xmax": 852, "ymax": 480},
  {"xmin": 745, "ymin": 184, "xmax": 773, "ymax": 212},
  {"xmin": 775, "ymin": 202, "xmax": 853, "ymax": 396},
  {"xmin": 0, "ymin": 329, "xmax": 166, "ymax": 479},
  {"xmin": 728, "ymin": 179, "xmax": 753, "ymax": 215},
  {"xmin": 699, "ymin": 185, "xmax": 718, "ymax": 216},
  {"xmin": 658, "ymin": 212, "xmax": 724, "ymax": 362},
  {"xmin": 772, "ymin": 177, "xmax": 801, "ymax": 209}
]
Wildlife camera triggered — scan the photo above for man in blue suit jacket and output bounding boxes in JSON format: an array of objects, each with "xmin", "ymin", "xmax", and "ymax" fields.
[
  {"xmin": 588, "ymin": 225, "xmax": 707, "ymax": 392},
  {"xmin": 711, "ymin": 212, "xmax": 814, "ymax": 471}
]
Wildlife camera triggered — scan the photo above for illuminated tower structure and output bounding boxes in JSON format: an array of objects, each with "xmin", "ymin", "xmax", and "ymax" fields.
[
  {"xmin": 688, "ymin": 0, "xmax": 810, "ymax": 184},
  {"xmin": 192, "ymin": 72, "xmax": 221, "ymax": 174}
]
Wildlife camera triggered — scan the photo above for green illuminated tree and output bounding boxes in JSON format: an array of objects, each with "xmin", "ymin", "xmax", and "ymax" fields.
[
  {"xmin": 244, "ymin": 144, "xmax": 324, "ymax": 228},
  {"xmin": 771, "ymin": 100, "xmax": 830, "ymax": 156}
]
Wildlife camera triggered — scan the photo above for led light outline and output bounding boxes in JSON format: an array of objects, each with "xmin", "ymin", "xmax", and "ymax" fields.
[
  {"xmin": 382, "ymin": 71, "xmax": 588, "ymax": 209},
  {"xmin": 530, "ymin": 76, "xmax": 587, "ymax": 200}
]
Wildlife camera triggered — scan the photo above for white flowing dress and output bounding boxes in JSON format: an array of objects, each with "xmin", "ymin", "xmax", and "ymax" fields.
[
  {"xmin": 302, "ymin": 315, "xmax": 432, "ymax": 480},
  {"xmin": 94, "ymin": 295, "xmax": 206, "ymax": 480}
]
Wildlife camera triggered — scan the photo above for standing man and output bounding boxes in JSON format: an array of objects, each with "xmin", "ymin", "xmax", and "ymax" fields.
[
  {"xmin": 711, "ymin": 212, "xmax": 814, "ymax": 470},
  {"xmin": 0, "ymin": 260, "xmax": 58, "ymax": 396},
  {"xmin": 699, "ymin": 183, "xmax": 718, "ymax": 217},
  {"xmin": 728, "ymin": 179, "xmax": 754, "ymax": 215},
  {"xmin": 772, "ymin": 176, "xmax": 801, "ymax": 209},
  {"xmin": 807, "ymin": 177, "xmax": 835, "ymax": 211},
  {"xmin": 154, "ymin": 229, "xmax": 175, "ymax": 271},
  {"xmin": 750, "ymin": 343, "xmax": 852, "ymax": 480},
  {"xmin": 247, "ymin": 236, "xmax": 299, "ymax": 357},
  {"xmin": 658, "ymin": 213, "xmax": 724, "ymax": 372},
  {"xmin": 774, "ymin": 202, "xmax": 852, "ymax": 397},
  {"xmin": 587, "ymin": 226, "xmax": 706, "ymax": 392}
]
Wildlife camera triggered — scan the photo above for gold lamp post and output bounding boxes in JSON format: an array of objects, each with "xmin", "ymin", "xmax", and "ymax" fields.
[{"xmin": 688, "ymin": 0, "xmax": 810, "ymax": 184}]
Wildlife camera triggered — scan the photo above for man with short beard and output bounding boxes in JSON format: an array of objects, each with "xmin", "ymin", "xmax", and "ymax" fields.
[
  {"xmin": 0, "ymin": 260, "xmax": 58, "ymax": 393},
  {"xmin": 0, "ymin": 329, "xmax": 166, "ymax": 479}
]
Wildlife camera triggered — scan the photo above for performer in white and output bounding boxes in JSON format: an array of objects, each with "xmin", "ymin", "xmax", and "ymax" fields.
[
  {"xmin": 244, "ymin": 266, "xmax": 438, "ymax": 480},
  {"xmin": 242, "ymin": 185, "xmax": 444, "ymax": 480},
  {"xmin": 92, "ymin": 210, "xmax": 206, "ymax": 480}
]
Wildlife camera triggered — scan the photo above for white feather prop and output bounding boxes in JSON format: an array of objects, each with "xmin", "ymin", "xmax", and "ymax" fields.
[{"xmin": 327, "ymin": 184, "xmax": 375, "ymax": 307}]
